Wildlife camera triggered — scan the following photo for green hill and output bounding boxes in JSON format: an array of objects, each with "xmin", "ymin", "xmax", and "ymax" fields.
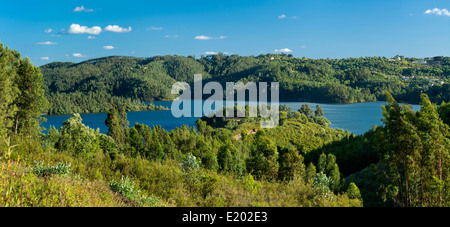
[{"xmin": 41, "ymin": 54, "xmax": 450, "ymax": 115}]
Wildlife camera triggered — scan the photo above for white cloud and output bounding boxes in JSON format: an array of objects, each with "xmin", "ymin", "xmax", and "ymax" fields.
[
  {"xmin": 425, "ymin": 8, "xmax": 450, "ymax": 16},
  {"xmin": 74, "ymin": 5, "xmax": 94, "ymax": 13},
  {"xmin": 67, "ymin": 24, "xmax": 102, "ymax": 35},
  {"xmin": 164, "ymin": 34, "xmax": 179, "ymax": 38},
  {"xmin": 40, "ymin": 57, "xmax": 50, "ymax": 60},
  {"xmin": 36, "ymin": 41, "xmax": 57, "ymax": 45},
  {"xmin": 278, "ymin": 14, "xmax": 286, "ymax": 19},
  {"xmin": 44, "ymin": 28, "xmax": 52, "ymax": 33},
  {"xmin": 195, "ymin": 35, "xmax": 227, "ymax": 40},
  {"xmin": 103, "ymin": 46, "xmax": 115, "ymax": 50},
  {"xmin": 104, "ymin": 25, "xmax": 132, "ymax": 33},
  {"xmin": 148, "ymin": 26, "xmax": 163, "ymax": 30},
  {"xmin": 300, "ymin": 45, "xmax": 307, "ymax": 49},
  {"xmin": 203, "ymin": 51, "xmax": 233, "ymax": 55},
  {"xmin": 275, "ymin": 48, "xmax": 293, "ymax": 53},
  {"xmin": 72, "ymin": 53, "xmax": 88, "ymax": 58},
  {"xmin": 195, "ymin": 35, "xmax": 213, "ymax": 40},
  {"xmin": 66, "ymin": 24, "xmax": 132, "ymax": 35}
]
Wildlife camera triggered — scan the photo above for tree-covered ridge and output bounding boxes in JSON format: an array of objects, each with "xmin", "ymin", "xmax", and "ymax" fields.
[
  {"xmin": 41, "ymin": 54, "xmax": 450, "ymax": 115},
  {"xmin": 41, "ymin": 56, "xmax": 174, "ymax": 115}
]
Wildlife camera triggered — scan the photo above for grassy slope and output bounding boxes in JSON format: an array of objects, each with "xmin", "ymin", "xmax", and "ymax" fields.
[{"xmin": 0, "ymin": 161, "xmax": 130, "ymax": 207}]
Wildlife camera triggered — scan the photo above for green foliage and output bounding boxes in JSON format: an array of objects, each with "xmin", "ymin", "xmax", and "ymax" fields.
[
  {"xmin": 346, "ymin": 182, "xmax": 362, "ymax": 201},
  {"xmin": 217, "ymin": 142, "xmax": 244, "ymax": 176},
  {"xmin": 438, "ymin": 101, "xmax": 450, "ymax": 126},
  {"xmin": 139, "ymin": 194, "xmax": 160, "ymax": 207},
  {"xmin": 2, "ymin": 137, "xmax": 18, "ymax": 161},
  {"xmin": 3, "ymin": 41, "xmax": 450, "ymax": 207},
  {"xmin": 374, "ymin": 92, "xmax": 450, "ymax": 206},
  {"xmin": 41, "ymin": 56, "xmax": 172, "ymax": 115},
  {"xmin": 181, "ymin": 153, "xmax": 201, "ymax": 174},
  {"xmin": 13, "ymin": 57, "xmax": 49, "ymax": 135},
  {"xmin": 109, "ymin": 175, "xmax": 161, "ymax": 207},
  {"xmin": 57, "ymin": 113, "xmax": 102, "ymax": 154},
  {"xmin": 246, "ymin": 134, "xmax": 279, "ymax": 181},
  {"xmin": 181, "ymin": 153, "xmax": 204, "ymax": 193},
  {"xmin": 109, "ymin": 175, "xmax": 141, "ymax": 200},
  {"xmin": 31, "ymin": 161, "xmax": 72, "ymax": 177},
  {"xmin": 315, "ymin": 105, "xmax": 324, "ymax": 117},
  {"xmin": 105, "ymin": 104, "xmax": 129, "ymax": 146},
  {"xmin": 242, "ymin": 174, "xmax": 261, "ymax": 194},
  {"xmin": 305, "ymin": 163, "xmax": 317, "ymax": 184},
  {"xmin": 278, "ymin": 146, "xmax": 305, "ymax": 181},
  {"xmin": 0, "ymin": 43, "xmax": 48, "ymax": 150},
  {"xmin": 300, "ymin": 104, "xmax": 313, "ymax": 117},
  {"xmin": 312, "ymin": 172, "xmax": 334, "ymax": 201},
  {"xmin": 318, "ymin": 153, "xmax": 327, "ymax": 173},
  {"xmin": 0, "ymin": 44, "xmax": 19, "ymax": 145},
  {"xmin": 1, "ymin": 168, "xmax": 128, "ymax": 207}
]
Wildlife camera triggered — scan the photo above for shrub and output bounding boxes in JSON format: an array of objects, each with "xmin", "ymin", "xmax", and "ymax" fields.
[
  {"xmin": 32, "ymin": 161, "xmax": 72, "ymax": 177},
  {"xmin": 1, "ymin": 162, "xmax": 126, "ymax": 207},
  {"xmin": 140, "ymin": 195, "xmax": 160, "ymax": 207},
  {"xmin": 242, "ymin": 174, "xmax": 261, "ymax": 194},
  {"xmin": 312, "ymin": 172, "xmax": 334, "ymax": 201},
  {"xmin": 109, "ymin": 175, "xmax": 161, "ymax": 207},
  {"xmin": 181, "ymin": 153, "xmax": 200, "ymax": 173},
  {"xmin": 181, "ymin": 153, "xmax": 203, "ymax": 193},
  {"xmin": 109, "ymin": 176, "xmax": 141, "ymax": 200}
]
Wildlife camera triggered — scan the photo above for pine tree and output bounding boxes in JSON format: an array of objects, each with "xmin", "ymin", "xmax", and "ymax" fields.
[
  {"xmin": 278, "ymin": 146, "xmax": 305, "ymax": 181},
  {"xmin": 127, "ymin": 127, "xmax": 144, "ymax": 156},
  {"xmin": 305, "ymin": 163, "xmax": 317, "ymax": 184},
  {"xmin": 246, "ymin": 134, "xmax": 279, "ymax": 180},
  {"xmin": 299, "ymin": 104, "xmax": 313, "ymax": 118},
  {"xmin": 105, "ymin": 104, "xmax": 128, "ymax": 146},
  {"xmin": 382, "ymin": 92, "xmax": 422, "ymax": 207},
  {"xmin": 315, "ymin": 105, "xmax": 324, "ymax": 117},
  {"xmin": 416, "ymin": 94, "xmax": 450, "ymax": 206},
  {"xmin": 13, "ymin": 57, "xmax": 49, "ymax": 136},
  {"xmin": 0, "ymin": 44, "xmax": 19, "ymax": 147},
  {"xmin": 317, "ymin": 153, "xmax": 327, "ymax": 173},
  {"xmin": 346, "ymin": 182, "xmax": 362, "ymax": 202}
]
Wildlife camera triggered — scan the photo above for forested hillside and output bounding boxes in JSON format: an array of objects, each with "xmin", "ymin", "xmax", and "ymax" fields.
[
  {"xmin": 2, "ymin": 42, "xmax": 449, "ymax": 207},
  {"xmin": 41, "ymin": 54, "xmax": 450, "ymax": 115}
]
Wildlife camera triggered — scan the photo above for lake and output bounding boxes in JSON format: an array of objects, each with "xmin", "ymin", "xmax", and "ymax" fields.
[{"xmin": 41, "ymin": 101, "xmax": 420, "ymax": 136}]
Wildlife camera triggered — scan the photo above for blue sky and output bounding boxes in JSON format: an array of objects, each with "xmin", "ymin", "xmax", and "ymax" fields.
[{"xmin": 1, "ymin": 0, "xmax": 450, "ymax": 65}]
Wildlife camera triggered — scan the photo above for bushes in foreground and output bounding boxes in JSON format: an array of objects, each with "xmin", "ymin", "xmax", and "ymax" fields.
[{"xmin": 0, "ymin": 160, "xmax": 128, "ymax": 207}]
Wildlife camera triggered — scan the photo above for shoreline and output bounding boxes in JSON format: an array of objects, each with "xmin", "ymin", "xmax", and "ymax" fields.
[{"xmin": 41, "ymin": 99, "xmax": 421, "ymax": 117}]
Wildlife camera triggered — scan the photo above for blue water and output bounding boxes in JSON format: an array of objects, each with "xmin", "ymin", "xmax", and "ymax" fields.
[{"xmin": 41, "ymin": 101, "xmax": 420, "ymax": 136}]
